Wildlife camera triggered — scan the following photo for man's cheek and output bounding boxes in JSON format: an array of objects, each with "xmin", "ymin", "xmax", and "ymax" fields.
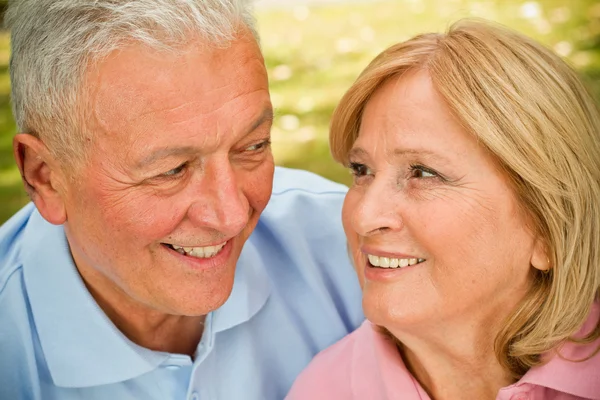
[
  {"xmin": 102, "ymin": 194, "xmax": 185, "ymax": 237},
  {"xmin": 248, "ymin": 167, "xmax": 274, "ymax": 210}
]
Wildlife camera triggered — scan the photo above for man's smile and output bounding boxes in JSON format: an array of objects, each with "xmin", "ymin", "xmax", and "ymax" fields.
[{"xmin": 164, "ymin": 241, "xmax": 228, "ymax": 258}]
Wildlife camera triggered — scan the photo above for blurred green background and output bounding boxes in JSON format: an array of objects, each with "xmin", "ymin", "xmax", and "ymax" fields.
[{"xmin": 0, "ymin": 0, "xmax": 598, "ymax": 223}]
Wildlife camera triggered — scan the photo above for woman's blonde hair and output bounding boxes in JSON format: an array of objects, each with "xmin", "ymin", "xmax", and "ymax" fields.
[{"xmin": 331, "ymin": 19, "xmax": 600, "ymax": 379}]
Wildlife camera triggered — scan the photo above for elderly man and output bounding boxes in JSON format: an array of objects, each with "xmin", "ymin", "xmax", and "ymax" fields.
[{"xmin": 0, "ymin": 1, "xmax": 363, "ymax": 399}]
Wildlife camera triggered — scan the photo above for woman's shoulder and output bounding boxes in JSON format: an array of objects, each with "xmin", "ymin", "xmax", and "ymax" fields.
[
  {"xmin": 513, "ymin": 302, "xmax": 600, "ymax": 399},
  {"xmin": 287, "ymin": 319, "xmax": 424, "ymax": 399},
  {"xmin": 286, "ymin": 320, "xmax": 376, "ymax": 399}
]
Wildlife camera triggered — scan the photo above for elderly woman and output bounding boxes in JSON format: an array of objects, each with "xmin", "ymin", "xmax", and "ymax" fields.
[{"xmin": 287, "ymin": 19, "xmax": 600, "ymax": 399}]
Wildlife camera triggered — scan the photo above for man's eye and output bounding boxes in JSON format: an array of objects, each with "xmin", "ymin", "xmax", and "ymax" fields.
[
  {"xmin": 348, "ymin": 162, "xmax": 372, "ymax": 177},
  {"xmin": 409, "ymin": 164, "xmax": 438, "ymax": 179},
  {"xmin": 161, "ymin": 163, "xmax": 187, "ymax": 178},
  {"xmin": 245, "ymin": 139, "xmax": 271, "ymax": 152}
]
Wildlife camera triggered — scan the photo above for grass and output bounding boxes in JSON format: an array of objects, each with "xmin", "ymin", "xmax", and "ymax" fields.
[
  {"xmin": 1, "ymin": 0, "xmax": 599, "ymax": 224},
  {"xmin": 0, "ymin": 31, "xmax": 23, "ymax": 224}
]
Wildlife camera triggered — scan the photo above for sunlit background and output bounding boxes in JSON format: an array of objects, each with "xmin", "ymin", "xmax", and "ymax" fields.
[{"xmin": 0, "ymin": 0, "xmax": 598, "ymax": 223}]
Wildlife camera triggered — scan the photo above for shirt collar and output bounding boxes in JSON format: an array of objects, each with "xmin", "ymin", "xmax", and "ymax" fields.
[
  {"xmin": 515, "ymin": 302, "xmax": 600, "ymax": 399},
  {"xmin": 22, "ymin": 210, "xmax": 169, "ymax": 388},
  {"xmin": 358, "ymin": 307, "xmax": 600, "ymax": 400},
  {"xmin": 211, "ymin": 226, "xmax": 272, "ymax": 333},
  {"xmin": 352, "ymin": 321, "xmax": 428, "ymax": 400}
]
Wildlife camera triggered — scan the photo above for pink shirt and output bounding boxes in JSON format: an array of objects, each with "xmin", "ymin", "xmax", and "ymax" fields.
[{"xmin": 287, "ymin": 304, "xmax": 600, "ymax": 400}]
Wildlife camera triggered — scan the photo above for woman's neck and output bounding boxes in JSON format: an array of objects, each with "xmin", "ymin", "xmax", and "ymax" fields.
[{"xmin": 388, "ymin": 320, "xmax": 517, "ymax": 400}]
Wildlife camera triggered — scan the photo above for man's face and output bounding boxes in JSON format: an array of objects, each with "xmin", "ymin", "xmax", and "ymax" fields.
[{"xmin": 61, "ymin": 33, "xmax": 274, "ymax": 317}]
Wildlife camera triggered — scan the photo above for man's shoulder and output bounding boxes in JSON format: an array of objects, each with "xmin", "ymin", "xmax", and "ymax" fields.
[
  {"xmin": 0, "ymin": 203, "xmax": 36, "ymax": 294},
  {"xmin": 0, "ymin": 203, "xmax": 42, "ymax": 369},
  {"xmin": 0, "ymin": 205, "xmax": 43, "ymax": 400},
  {"xmin": 272, "ymin": 167, "xmax": 348, "ymax": 196},
  {"xmin": 0, "ymin": 259, "xmax": 38, "ymax": 366},
  {"xmin": 257, "ymin": 167, "xmax": 349, "ymax": 261},
  {"xmin": 247, "ymin": 167, "xmax": 364, "ymax": 340},
  {"xmin": 264, "ymin": 167, "xmax": 348, "ymax": 230}
]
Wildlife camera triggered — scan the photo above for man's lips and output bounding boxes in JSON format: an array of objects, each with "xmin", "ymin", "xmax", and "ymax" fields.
[
  {"xmin": 163, "ymin": 241, "xmax": 227, "ymax": 258},
  {"xmin": 161, "ymin": 239, "xmax": 235, "ymax": 271}
]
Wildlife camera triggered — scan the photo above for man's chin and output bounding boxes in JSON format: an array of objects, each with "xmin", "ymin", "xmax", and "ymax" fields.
[
  {"xmin": 162, "ymin": 275, "xmax": 236, "ymax": 317},
  {"xmin": 151, "ymin": 235, "xmax": 243, "ymax": 316}
]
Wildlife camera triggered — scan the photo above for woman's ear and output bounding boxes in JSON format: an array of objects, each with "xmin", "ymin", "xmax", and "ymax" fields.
[
  {"xmin": 530, "ymin": 237, "xmax": 551, "ymax": 272},
  {"xmin": 13, "ymin": 133, "xmax": 67, "ymax": 225}
]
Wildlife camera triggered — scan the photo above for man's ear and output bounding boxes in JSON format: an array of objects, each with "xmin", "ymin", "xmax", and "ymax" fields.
[
  {"xmin": 530, "ymin": 236, "xmax": 551, "ymax": 272},
  {"xmin": 13, "ymin": 133, "xmax": 67, "ymax": 225}
]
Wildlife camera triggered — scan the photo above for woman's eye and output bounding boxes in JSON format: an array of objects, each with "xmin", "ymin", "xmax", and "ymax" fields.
[
  {"xmin": 409, "ymin": 164, "xmax": 438, "ymax": 179},
  {"xmin": 162, "ymin": 163, "xmax": 187, "ymax": 178},
  {"xmin": 349, "ymin": 162, "xmax": 372, "ymax": 177}
]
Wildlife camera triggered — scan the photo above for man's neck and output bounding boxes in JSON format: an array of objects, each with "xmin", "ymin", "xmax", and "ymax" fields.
[
  {"xmin": 78, "ymin": 263, "xmax": 205, "ymax": 357},
  {"xmin": 98, "ymin": 298, "xmax": 206, "ymax": 357}
]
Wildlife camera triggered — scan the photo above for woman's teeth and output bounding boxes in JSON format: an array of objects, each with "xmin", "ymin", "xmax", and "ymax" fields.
[
  {"xmin": 367, "ymin": 254, "xmax": 425, "ymax": 269},
  {"xmin": 169, "ymin": 242, "xmax": 226, "ymax": 258}
]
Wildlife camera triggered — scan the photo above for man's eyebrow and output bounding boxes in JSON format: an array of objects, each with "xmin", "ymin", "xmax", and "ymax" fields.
[
  {"xmin": 247, "ymin": 107, "xmax": 274, "ymax": 134},
  {"xmin": 135, "ymin": 146, "xmax": 197, "ymax": 169},
  {"xmin": 135, "ymin": 108, "xmax": 273, "ymax": 169}
]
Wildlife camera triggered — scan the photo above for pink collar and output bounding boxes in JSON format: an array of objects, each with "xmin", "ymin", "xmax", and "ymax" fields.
[
  {"xmin": 502, "ymin": 302, "xmax": 600, "ymax": 399},
  {"xmin": 353, "ymin": 303, "xmax": 600, "ymax": 399}
]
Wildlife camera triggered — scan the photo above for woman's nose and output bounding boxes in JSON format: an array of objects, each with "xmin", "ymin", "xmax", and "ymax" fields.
[{"xmin": 351, "ymin": 178, "xmax": 404, "ymax": 237}]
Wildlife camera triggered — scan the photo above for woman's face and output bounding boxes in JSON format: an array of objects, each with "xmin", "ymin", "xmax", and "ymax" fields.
[{"xmin": 342, "ymin": 70, "xmax": 547, "ymax": 333}]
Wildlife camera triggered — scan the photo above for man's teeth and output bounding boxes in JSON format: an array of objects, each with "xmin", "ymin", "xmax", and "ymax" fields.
[
  {"xmin": 367, "ymin": 254, "xmax": 425, "ymax": 269},
  {"xmin": 171, "ymin": 242, "xmax": 226, "ymax": 258}
]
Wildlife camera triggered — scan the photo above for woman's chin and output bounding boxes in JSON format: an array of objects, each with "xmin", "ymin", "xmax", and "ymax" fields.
[{"xmin": 362, "ymin": 289, "xmax": 434, "ymax": 331}]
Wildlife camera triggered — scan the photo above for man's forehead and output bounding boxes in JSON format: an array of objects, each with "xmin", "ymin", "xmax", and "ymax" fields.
[{"xmin": 87, "ymin": 35, "xmax": 267, "ymax": 132}]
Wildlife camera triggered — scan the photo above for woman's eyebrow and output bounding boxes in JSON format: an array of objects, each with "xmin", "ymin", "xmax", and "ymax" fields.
[
  {"xmin": 347, "ymin": 147, "xmax": 368, "ymax": 159},
  {"xmin": 393, "ymin": 148, "xmax": 447, "ymax": 160},
  {"xmin": 349, "ymin": 146, "xmax": 451, "ymax": 163}
]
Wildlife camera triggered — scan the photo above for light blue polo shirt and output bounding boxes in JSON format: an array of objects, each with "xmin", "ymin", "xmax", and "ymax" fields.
[{"xmin": 0, "ymin": 167, "xmax": 364, "ymax": 400}]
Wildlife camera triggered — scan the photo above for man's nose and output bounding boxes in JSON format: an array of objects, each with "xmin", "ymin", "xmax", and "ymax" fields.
[
  {"xmin": 187, "ymin": 160, "xmax": 249, "ymax": 237},
  {"xmin": 352, "ymin": 178, "xmax": 403, "ymax": 237}
]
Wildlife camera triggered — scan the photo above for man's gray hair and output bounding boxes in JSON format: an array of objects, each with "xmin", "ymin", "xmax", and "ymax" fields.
[{"xmin": 6, "ymin": 0, "xmax": 257, "ymax": 167}]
